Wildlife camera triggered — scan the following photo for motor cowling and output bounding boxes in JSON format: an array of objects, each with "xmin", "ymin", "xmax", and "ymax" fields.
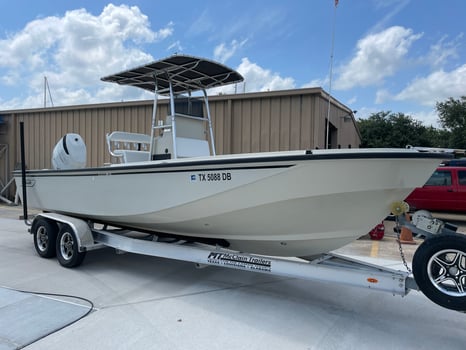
[{"xmin": 52, "ymin": 133, "xmax": 87, "ymax": 170}]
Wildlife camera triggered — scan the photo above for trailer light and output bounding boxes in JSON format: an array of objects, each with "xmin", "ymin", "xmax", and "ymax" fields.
[{"xmin": 367, "ymin": 278, "xmax": 378, "ymax": 284}]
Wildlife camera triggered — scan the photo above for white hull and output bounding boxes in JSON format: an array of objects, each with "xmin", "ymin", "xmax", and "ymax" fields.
[{"xmin": 15, "ymin": 149, "xmax": 443, "ymax": 257}]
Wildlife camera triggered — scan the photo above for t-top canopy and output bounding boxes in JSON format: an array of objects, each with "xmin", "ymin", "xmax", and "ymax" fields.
[{"xmin": 101, "ymin": 54, "xmax": 244, "ymax": 95}]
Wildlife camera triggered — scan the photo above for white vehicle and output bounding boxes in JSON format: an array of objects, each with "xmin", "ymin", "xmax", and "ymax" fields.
[{"xmin": 14, "ymin": 54, "xmax": 466, "ymax": 312}]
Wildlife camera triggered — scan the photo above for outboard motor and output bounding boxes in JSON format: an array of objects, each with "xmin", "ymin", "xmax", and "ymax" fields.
[{"xmin": 52, "ymin": 133, "xmax": 87, "ymax": 170}]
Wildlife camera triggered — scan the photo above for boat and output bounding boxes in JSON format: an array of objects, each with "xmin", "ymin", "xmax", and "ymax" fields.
[{"xmin": 14, "ymin": 54, "xmax": 446, "ymax": 258}]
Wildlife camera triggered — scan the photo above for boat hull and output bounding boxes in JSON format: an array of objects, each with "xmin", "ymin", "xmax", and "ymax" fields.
[{"xmin": 15, "ymin": 150, "xmax": 444, "ymax": 257}]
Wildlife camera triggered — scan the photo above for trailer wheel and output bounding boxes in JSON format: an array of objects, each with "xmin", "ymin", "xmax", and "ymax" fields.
[
  {"xmin": 56, "ymin": 225, "xmax": 86, "ymax": 268},
  {"xmin": 412, "ymin": 234, "xmax": 466, "ymax": 311},
  {"xmin": 32, "ymin": 218, "xmax": 58, "ymax": 258}
]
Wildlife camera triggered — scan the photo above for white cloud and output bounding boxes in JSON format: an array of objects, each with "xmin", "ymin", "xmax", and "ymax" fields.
[
  {"xmin": 1, "ymin": 70, "xmax": 21, "ymax": 86},
  {"xmin": 393, "ymin": 64, "xmax": 466, "ymax": 106},
  {"xmin": 0, "ymin": 4, "xmax": 172, "ymax": 109},
  {"xmin": 375, "ymin": 89, "xmax": 392, "ymax": 104},
  {"xmin": 346, "ymin": 96, "xmax": 358, "ymax": 105},
  {"xmin": 238, "ymin": 58, "xmax": 295, "ymax": 91},
  {"xmin": 186, "ymin": 9, "xmax": 213, "ymax": 37},
  {"xmin": 302, "ymin": 77, "xmax": 327, "ymax": 89},
  {"xmin": 353, "ymin": 106, "xmax": 379, "ymax": 121},
  {"xmin": 54, "ymin": 5, "xmax": 160, "ymax": 80},
  {"xmin": 213, "ymin": 39, "xmax": 248, "ymax": 63},
  {"xmin": 408, "ymin": 109, "xmax": 439, "ymax": 127},
  {"xmin": 237, "ymin": 57, "xmax": 295, "ymax": 92},
  {"xmin": 208, "ymin": 57, "xmax": 295, "ymax": 95},
  {"xmin": 334, "ymin": 26, "xmax": 422, "ymax": 90},
  {"xmin": 0, "ymin": 16, "xmax": 61, "ymax": 68},
  {"xmin": 167, "ymin": 40, "xmax": 183, "ymax": 53},
  {"xmin": 155, "ymin": 21, "xmax": 174, "ymax": 41},
  {"xmin": 370, "ymin": 0, "xmax": 410, "ymax": 33},
  {"xmin": 427, "ymin": 34, "xmax": 462, "ymax": 68}
]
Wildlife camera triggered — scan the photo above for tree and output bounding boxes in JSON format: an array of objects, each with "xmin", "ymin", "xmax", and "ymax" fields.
[
  {"xmin": 423, "ymin": 126, "xmax": 451, "ymax": 148},
  {"xmin": 436, "ymin": 96, "xmax": 466, "ymax": 148},
  {"xmin": 358, "ymin": 111, "xmax": 443, "ymax": 148},
  {"xmin": 358, "ymin": 111, "xmax": 391, "ymax": 148}
]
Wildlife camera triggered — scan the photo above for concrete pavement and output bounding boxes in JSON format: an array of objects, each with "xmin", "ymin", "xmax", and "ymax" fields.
[{"xmin": 0, "ymin": 207, "xmax": 465, "ymax": 349}]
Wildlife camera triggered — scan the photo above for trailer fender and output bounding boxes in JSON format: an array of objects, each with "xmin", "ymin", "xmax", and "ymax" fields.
[{"xmin": 33, "ymin": 213, "xmax": 94, "ymax": 252}]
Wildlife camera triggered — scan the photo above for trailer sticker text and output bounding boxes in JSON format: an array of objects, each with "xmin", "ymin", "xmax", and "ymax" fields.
[{"xmin": 207, "ymin": 252, "xmax": 272, "ymax": 272}]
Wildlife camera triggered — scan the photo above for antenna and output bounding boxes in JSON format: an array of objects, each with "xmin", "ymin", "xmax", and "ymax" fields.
[
  {"xmin": 325, "ymin": 1, "xmax": 338, "ymax": 149},
  {"xmin": 43, "ymin": 76, "xmax": 54, "ymax": 108}
]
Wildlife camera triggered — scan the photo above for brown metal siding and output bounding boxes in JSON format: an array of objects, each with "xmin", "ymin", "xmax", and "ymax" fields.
[
  {"xmin": 12, "ymin": 103, "xmax": 156, "ymax": 170},
  {"xmin": 225, "ymin": 92, "xmax": 330, "ymax": 153},
  {"xmin": 210, "ymin": 100, "xmax": 226, "ymax": 154}
]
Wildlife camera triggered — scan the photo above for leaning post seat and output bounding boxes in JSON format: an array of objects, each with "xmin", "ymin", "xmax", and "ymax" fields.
[{"xmin": 106, "ymin": 131, "xmax": 151, "ymax": 163}]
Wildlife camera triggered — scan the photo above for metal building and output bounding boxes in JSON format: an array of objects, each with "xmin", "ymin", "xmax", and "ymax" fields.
[{"xmin": 0, "ymin": 87, "xmax": 359, "ymax": 202}]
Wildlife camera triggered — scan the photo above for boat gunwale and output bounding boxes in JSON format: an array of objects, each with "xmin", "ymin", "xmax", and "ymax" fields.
[{"xmin": 14, "ymin": 150, "xmax": 448, "ymax": 177}]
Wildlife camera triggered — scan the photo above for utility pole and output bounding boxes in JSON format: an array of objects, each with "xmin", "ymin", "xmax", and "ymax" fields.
[{"xmin": 325, "ymin": 1, "xmax": 338, "ymax": 149}]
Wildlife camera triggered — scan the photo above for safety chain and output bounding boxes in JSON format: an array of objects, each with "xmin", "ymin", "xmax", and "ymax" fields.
[{"xmin": 395, "ymin": 217, "xmax": 412, "ymax": 274}]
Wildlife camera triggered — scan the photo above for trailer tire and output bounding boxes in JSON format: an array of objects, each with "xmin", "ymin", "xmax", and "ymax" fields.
[
  {"xmin": 56, "ymin": 225, "xmax": 86, "ymax": 268},
  {"xmin": 32, "ymin": 218, "xmax": 58, "ymax": 258},
  {"xmin": 412, "ymin": 234, "xmax": 466, "ymax": 312}
]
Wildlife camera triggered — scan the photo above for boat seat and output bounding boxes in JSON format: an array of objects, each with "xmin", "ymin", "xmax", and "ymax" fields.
[
  {"xmin": 106, "ymin": 131, "xmax": 151, "ymax": 163},
  {"xmin": 113, "ymin": 149, "xmax": 150, "ymax": 163}
]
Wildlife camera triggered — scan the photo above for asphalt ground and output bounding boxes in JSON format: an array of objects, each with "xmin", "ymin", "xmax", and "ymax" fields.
[{"xmin": 0, "ymin": 204, "xmax": 465, "ymax": 349}]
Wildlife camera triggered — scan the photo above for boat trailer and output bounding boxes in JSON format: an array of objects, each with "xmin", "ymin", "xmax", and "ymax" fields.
[{"xmin": 27, "ymin": 210, "xmax": 466, "ymax": 313}]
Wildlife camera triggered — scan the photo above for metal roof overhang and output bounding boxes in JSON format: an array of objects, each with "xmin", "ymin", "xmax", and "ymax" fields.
[{"xmin": 101, "ymin": 54, "xmax": 244, "ymax": 95}]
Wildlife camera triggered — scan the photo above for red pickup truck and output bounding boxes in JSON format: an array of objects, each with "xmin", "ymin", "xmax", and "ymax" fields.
[{"xmin": 405, "ymin": 166, "xmax": 466, "ymax": 213}]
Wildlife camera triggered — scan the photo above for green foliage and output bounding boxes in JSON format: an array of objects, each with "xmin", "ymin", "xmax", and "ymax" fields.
[
  {"xmin": 358, "ymin": 111, "xmax": 443, "ymax": 148},
  {"xmin": 436, "ymin": 96, "xmax": 466, "ymax": 148},
  {"xmin": 357, "ymin": 97, "xmax": 466, "ymax": 149}
]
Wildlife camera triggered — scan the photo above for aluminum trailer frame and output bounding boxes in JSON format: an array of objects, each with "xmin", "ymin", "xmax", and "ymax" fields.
[
  {"xmin": 35, "ymin": 212, "xmax": 416, "ymax": 297},
  {"xmin": 95, "ymin": 229, "xmax": 415, "ymax": 296}
]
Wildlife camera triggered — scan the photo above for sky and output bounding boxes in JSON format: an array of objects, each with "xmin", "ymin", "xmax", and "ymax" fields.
[{"xmin": 0, "ymin": 0, "xmax": 465, "ymax": 127}]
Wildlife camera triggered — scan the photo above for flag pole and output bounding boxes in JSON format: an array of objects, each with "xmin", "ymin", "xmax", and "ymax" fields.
[{"xmin": 325, "ymin": 0, "xmax": 338, "ymax": 149}]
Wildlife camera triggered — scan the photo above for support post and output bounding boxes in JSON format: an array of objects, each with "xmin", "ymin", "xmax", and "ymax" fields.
[
  {"xmin": 203, "ymin": 89, "xmax": 216, "ymax": 156},
  {"xmin": 148, "ymin": 74, "xmax": 159, "ymax": 160},
  {"xmin": 168, "ymin": 79, "xmax": 177, "ymax": 159},
  {"xmin": 19, "ymin": 122, "xmax": 30, "ymax": 225}
]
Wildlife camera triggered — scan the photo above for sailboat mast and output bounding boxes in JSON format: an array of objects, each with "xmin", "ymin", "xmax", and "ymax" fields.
[
  {"xmin": 44, "ymin": 76, "xmax": 46, "ymax": 108},
  {"xmin": 43, "ymin": 76, "xmax": 54, "ymax": 108}
]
